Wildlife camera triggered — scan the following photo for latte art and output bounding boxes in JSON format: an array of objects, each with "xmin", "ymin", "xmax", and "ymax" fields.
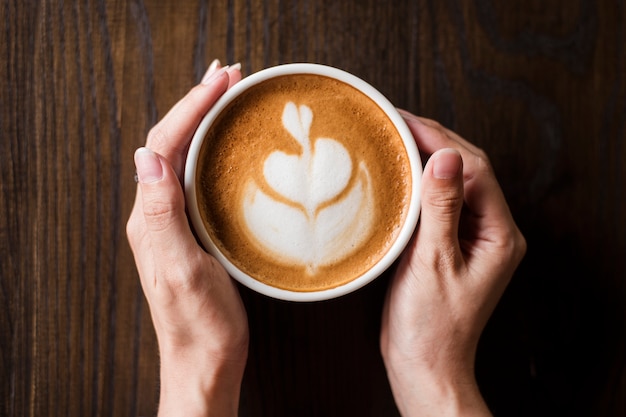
[
  {"xmin": 192, "ymin": 71, "xmax": 417, "ymax": 294},
  {"xmin": 242, "ymin": 102, "xmax": 374, "ymax": 274}
]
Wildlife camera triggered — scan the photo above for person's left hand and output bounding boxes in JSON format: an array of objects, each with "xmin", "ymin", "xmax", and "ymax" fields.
[{"xmin": 126, "ymin": 61, "xmax": 248, "ymax": 417}]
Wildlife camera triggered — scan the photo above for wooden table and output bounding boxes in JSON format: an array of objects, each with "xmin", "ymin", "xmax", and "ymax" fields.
[{"xmin": 2, "ymin": 1, "xmax": 625, "ymax": 416}]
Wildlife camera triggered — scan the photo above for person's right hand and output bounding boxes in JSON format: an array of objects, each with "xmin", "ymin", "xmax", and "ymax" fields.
[{"xmin": 380, "ymin": 111, "xmax": 526, "ymax": 416}]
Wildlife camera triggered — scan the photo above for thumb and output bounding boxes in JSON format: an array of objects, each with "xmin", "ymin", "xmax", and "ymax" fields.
[
  {"xmin": 134, "ymin": 147, "xmax": 198, "ymax": 258},
  {"xmin": 417, "ymin": 148, "xmax": 464, "ymax": 261}
]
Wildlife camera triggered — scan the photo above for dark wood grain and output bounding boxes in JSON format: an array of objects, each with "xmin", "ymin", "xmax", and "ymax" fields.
[{"xmin": 2, "ymin": 1, "xmax": 625, "ymax": 416}]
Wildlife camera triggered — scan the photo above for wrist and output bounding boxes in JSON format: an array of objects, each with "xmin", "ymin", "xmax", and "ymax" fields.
[
  {"xmin": 388, "ymin": 368, "xmax": 491, "ymax": 417},
  {"xmin": 383, "ymin": 349, "xmax": 490, "ymax": 417},
  {"xmin": 158, "ymin": 345, "xmax": 247, "ymax": 417}
]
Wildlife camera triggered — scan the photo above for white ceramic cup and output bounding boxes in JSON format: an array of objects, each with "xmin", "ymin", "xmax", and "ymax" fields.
[{"xmin": 185, "ymin": 63, "xmax": 421, "ymax": 302}]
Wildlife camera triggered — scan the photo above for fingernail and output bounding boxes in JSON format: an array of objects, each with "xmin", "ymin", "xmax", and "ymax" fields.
[
  {"xmin": 208, "ymin": 58, "xmax": 220, "ymax": 73},
  {"xmin": 134, "ymin": 147, "xmax": 163, "ymax": 183},
  {"xmin": 229, "ymin": 62, "xmax": 242, "ymax": 72},
  {"xmin": 200, "ymin": 59, "xmax": 221, "ymax": 84},
  {"xmin": 433, "ymin": 149, "xmax": 462, "ymax": 179},
  {"xmin": 201, "ymin": 65, "xmax": 229, "ymax": 85}
]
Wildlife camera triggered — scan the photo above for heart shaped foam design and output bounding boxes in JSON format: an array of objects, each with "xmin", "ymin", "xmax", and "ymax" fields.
[
  {"xmin": 263, "ymin": 138, "xmax": 352, "ymax": 214},
  {"xmin": 241, "ymin": 102, "xmax": 374, "ymax": 273},
  {"xmin": 243, "ymin": 163, "xmax": 373, "ymax": 272}
]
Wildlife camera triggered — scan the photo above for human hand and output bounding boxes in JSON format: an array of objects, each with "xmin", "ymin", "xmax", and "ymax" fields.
[
  {"xmin": 126, "ymin": 61, "xmax": 248, "ymax": 417},
  {"xmin": 380, "ymin": 112, "xmax": 526, "ymax": 416}
]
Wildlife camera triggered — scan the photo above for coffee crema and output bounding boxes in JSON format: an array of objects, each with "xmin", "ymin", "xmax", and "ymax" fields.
[{"xmin": 196, "ymin": 74, "xmax": 411, "ymax": 292}]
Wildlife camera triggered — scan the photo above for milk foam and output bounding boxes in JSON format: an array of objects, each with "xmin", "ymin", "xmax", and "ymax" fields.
[{"xmin": 242, "ymin": 102, "xmax": 374, "ymax": 272}]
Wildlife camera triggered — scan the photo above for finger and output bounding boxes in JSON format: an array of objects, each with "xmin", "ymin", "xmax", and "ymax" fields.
[
  {"xmin": 133, "ymin": 147, "xmax": 201, "ymax": 275},
  {"xmin": 200, "ymin": 60, "xmax": 242, "ymax": 86},
  {"xmin": 398, "ymin": 110, "xmax": 475, "ymax": 155},
  {"xmin": 460, "ymin": 157, "xmax": 520, "ymax": 252},
  {"xmin": 415, "ymin": 148, "xmax": 465, "ymax": 270},
  {"xmin": 399, "ymin": 110, "xmax": 509, "ymax": 218},
  {"xmin": 226, "ymin": 64, "xmax": 243, "ymax": 88},
  {"xmin": 145, "ymin": 67, "xmax": 231, "ymax": 178}
]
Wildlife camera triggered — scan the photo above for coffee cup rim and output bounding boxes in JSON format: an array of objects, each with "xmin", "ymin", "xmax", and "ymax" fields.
[{"xmin": 185, "ymin": 63, "xmax": 421, "ymax": 302}]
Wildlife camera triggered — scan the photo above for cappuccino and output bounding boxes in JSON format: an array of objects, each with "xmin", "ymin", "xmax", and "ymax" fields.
[
  {"xmin": 195, "ymin": 73, "xmax": 411, "ymax": 292},
  {"xmin": 186, "ymin": 64, "xmax": 421, "ymax": 300}
]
